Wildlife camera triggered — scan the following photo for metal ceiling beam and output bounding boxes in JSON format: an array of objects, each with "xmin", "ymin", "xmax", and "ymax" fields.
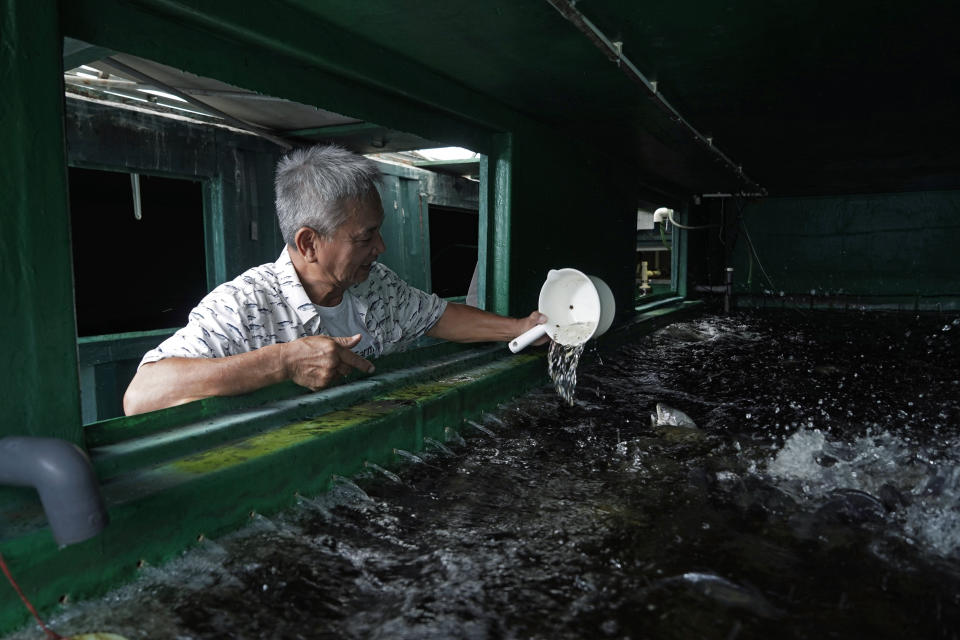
[
  {"xmin": 179, "ymin": 89, "xmax": 293, "ymax": 102},
  {"xmin": 63, "ymin": 75, "xmax": 300, "ymax": 107},
  {"xmin": 283, "ymin": 122, "xmax": 381, "ymax": 138},
  {"xmin": 545, "ymin": 0, "xmax": 766, "ymax": 196},
  {"xmin": 99, "ymin": 57, "xmax": 295, "ymax": 150},
  {"xmin": 64, "ymin": 75, "xmax": 297, "ymax": 104},
  {"xmin": 63, "ymin": 36, "xmax": 113, "ymax": 70}
]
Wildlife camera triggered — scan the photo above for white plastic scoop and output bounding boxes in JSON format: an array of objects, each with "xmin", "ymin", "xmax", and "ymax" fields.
[{"xmin": 509, "ymin": 268, "xmax": 615, "ymax": 353}]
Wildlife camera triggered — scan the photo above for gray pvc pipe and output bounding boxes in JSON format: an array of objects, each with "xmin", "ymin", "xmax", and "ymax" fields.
[{"xmin": 0, "ymin": 436, "xmax": 109, "ymax": 546}]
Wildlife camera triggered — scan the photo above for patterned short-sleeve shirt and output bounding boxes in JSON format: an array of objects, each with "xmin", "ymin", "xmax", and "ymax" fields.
[{"xmin": 139, "ymin": 249, "xmax": 448, "ymax": 367}]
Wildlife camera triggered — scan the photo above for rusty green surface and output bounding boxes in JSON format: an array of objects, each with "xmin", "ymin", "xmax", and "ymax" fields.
[
  {"xmin": 1, "ymin": 0, "xmax": 706, "ymax": 632},
  {"xmin": 0, "ymin": 0, "xmax": 81, "ymax": 442},
  {"xmin": 0, "ymin": 346, "xmax": 543, "ymax": 634},
  {"xmin": 0, "ymin": 303, "xmax": 692, "ymax": 635}
]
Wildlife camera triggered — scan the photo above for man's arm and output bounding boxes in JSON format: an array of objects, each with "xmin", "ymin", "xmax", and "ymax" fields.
[
  {"xmin": 426, "ymin": 301, "xmax": 546, "ymax": 343},
  {"xmin": 123, "ymin": 334, "xmax": 375, "ymax": 415}
]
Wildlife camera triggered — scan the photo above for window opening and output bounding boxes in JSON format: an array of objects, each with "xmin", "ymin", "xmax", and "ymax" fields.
[
  {"xmin": 69, "ymin": 167, "xmax": 207, "ymax": 337},
  {"xmin": 428, "ymin": 205, "xmax": 479, "ymax": 299},
  {"xmin": 63, "ymin": 42, "xmax": 491, "ymax": 422},
  {"xmin": 636, "ymin": 203, "xmax": 673, "ymax": 301},
  {"xmin": 367, "ymin": 147, "xmax": 481, "ymax": 301}
]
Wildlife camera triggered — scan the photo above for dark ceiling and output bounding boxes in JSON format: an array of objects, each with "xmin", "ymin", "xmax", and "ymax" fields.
[
  {"xmin": 287, "ymin": 0, "xmax": 960, "ymax": 197},
  {"xmin": 67, "ymin": 1, "xmax": 960, "ymax": 197}
]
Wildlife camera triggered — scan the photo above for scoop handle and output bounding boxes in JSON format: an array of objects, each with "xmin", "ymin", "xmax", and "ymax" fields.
[{"xmin": 509, "ymin": 323, "xmax": 548, "ymax": 353}]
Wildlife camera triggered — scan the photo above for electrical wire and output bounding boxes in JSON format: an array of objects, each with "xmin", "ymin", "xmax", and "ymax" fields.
[
  {"xmin": 658, "ymin": 222, "xmax": 670, "ymax": 248},
  {"xmin": 665, "ymin": 209, "xmax": 720, "ymax": 230},
  {"xmin": 740, "ymin": 218, "xmax": 776, "ymax": 292},
  {"xmin": 718, "ymin": 198, "xmax": 727, "ymax": 247},
  {"xmin": 0, "ymin": 551, "xmax": 67, "ymax": 639},
  {"xmin": 727, "ymin": 196, "xmax": 809, "ymax": 317}
]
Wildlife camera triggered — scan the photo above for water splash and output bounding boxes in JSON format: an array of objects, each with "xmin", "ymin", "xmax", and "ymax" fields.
[
  {"xmin": 445, "ymin": 427, "xmax": 467, "ymax": 446},
  {"xmin": 763, "ymin": 428, "xmax": 960, "ymax": 557},
  {"xmin": 484, "ymin": 414, "xmax": 507, "ymax": 428},
  {"xmin": 364, "ymin": 461, "xmax": 403, "ymax": 485},
  {"xmin": 548, "ymin": 341, "xmax": 586, "ymax": 405},
  {"xmin": 295, "ymin": 493, "xmax": 334, "ymax": 519},
  {"xmin": 424, "ymin": 437, "xmax": 455, "ymax": 456},
  {"xmin": 393, "ymin": 448, "xmax": 424, "ymax": 464},
  {"xmin": 329, "ymin": 475, "xmax": 374, "ymax": 504},
  {"xmin": 248, "ymin": 512, "xmax": 279, "ymax": 531},
  {"xmin": 7, "ymin": 312, "xmax": 959, "ymax": 640},
  {"xmin": 465, "ymin": 419, "xmax": 496, "ymax": 437}
]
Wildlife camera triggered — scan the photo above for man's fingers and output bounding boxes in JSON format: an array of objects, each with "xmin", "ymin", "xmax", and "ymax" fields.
[
  {"xmin": 330, "ymin": 334, "xmax": 374, "ymax": 373},
  {"xmin": 337, "ymin": 342, "xmax": 375, "ymax": 374},
  {"xmin": 332, "ymin": 333, "xmax": 363, "ymax": 348},
  {"xmin": 527, "ymin": 311, "xmax": 549, "ymax": 346}
]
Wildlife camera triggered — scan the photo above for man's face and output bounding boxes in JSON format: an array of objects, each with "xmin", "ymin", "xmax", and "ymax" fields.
[{"xmin": 314, "ymin": 192, "xmax": 386, "ymax": 289}]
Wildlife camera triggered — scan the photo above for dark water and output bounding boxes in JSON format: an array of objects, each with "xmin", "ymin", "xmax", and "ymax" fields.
[{"xmin": 9, "ymin": 311, "xmax": 960, "ymax": 639}]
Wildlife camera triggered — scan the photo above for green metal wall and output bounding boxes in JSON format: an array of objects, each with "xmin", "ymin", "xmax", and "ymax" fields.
[
  {"xmin": 65, "ymin": 97, "xmax": 286, "ymax": 300},
  {"xmin": 502, "ymin": 132, "xmax": 641, "ymax": 320},
  {"xmin": 65, "ymin": 98, "xmax": 285, "ymax": 424},
  {"xmin": 0, "ymin": 1, "xmax": 80, "ymax": 443},
  {"xmin": 375, "ymin": 167, "xmax": 432, "ymax": 294},
  {"xmin": 56, "ymin": 0, "xmax": 643, "ymax": 317},
  {"xmin": 0, "ymin": 0, "xmax": 649, "ymax": 438},
  {"xmin": 0, "ymin": 1, "xmax": 662, "ymax": 631},
  {"xmin": 65, "ymin": 97, "xmax": 477, "ymax": 423},
  {"xmin": 729, "ymin": 191, "xmax": 960, "ymax": 309}
]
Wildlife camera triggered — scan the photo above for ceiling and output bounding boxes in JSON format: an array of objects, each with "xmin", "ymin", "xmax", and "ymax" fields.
[
  {"xmin": 66, "ymin": 1, "xmax": 960, "ymax": 196},
  {"xmin": 63, "ymin": 45, "xmax": 447, "ymax": 154},
  {"xmin": 291, "ymin": 0, "xmax": 960, "ymax": 196}
]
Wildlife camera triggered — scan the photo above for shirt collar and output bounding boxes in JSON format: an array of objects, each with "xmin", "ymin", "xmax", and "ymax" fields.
[{"xmin": 275, "ymin": 247, "xmax": 319, "ymax": 326}]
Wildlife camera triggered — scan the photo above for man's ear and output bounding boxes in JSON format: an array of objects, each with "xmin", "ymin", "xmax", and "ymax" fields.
[{"xmin": 294, "ymin": 227, "xmax": 320, "ymax": 262}]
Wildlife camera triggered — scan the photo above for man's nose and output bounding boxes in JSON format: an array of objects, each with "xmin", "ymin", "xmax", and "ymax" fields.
[{"xmin": 373, "ymin": 231, "xmax": 386, "ymax": 256}]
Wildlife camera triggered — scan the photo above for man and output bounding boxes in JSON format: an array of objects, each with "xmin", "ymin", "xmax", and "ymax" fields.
[{"xmin": 123, "ymin": 144, "xmax": 546, "ymax": 415}]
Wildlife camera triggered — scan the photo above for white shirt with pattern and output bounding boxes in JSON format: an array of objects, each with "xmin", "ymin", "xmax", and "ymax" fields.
[{"xmin": 139, "ymin": 249, "xmax": 448, "ymax": 367}]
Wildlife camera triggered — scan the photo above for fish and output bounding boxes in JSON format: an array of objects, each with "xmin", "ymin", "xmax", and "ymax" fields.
[
  {"xmin": 813, "ymin": 364, "xmax": 842, "ymax": 376},
  {"xmin": 650, "ymin": 403, "xmax": 705, "ymax": 442},
  {"xmin": 814, "ymin": 488, "xmax": 887, "ymax": 524},
  {"xmin": 662, "ymin": 572, "xmax": 783, "ymax": 618},
  {"xmin": 651, "ymin": 403, "xmax": 698, "ymax": 429}
]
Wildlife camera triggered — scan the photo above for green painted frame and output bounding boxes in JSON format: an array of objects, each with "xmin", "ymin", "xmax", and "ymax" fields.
[
  {"xmin": 0, "ymin": 0, "xmax": 674, "ymax": 631},
  {"xmin": 0, "ymin": 300, "xmax": 699, "ymax": 635}
]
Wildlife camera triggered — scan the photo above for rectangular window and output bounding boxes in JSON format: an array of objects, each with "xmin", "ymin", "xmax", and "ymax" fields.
[
  {"xmin": 69, "ymin": 167, "xmax": 207, "ymax": 336},
  {"xmin": 428, "ymin": 205, "xmax": 479, "ymax": 299},
  {"xmin": 64, "ymin": 45, "xmax": 495, "ymax": 424},
  {"xmin": 636, "ymin": 203, "xmax": 675, "ymax": 301}
]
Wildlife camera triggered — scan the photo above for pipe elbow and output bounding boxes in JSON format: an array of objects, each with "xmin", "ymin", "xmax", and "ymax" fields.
[{"xmin": 0, "ymin": 437, "xmax": 109, "ymax": 546}]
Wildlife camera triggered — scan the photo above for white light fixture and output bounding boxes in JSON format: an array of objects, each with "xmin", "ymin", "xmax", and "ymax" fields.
[
  {"xmin": 103, "ymin": 90, "xmax": 150, "ymax": 103},
  {"xmin": 415, "ymin": 147, "xmax": 478, "ymax": 162},
  {"xmin": 138, "ymin": 88, "xmax": 188, "ymax": 103}
]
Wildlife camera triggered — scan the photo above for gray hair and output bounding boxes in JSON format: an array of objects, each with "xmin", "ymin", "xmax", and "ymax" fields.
[{"xmin": 274, "ymin": 144, "xmax": 382, "ymax": 245}]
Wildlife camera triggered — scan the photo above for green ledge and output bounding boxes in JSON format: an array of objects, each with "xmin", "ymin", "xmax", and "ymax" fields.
[{"xmin": 0, "ymin": 301, "xmax": 700, "ymax": 634}]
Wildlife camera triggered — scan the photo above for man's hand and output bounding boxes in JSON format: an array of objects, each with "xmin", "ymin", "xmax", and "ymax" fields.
[
  {"xmin": 517, "ymin": 311, "xmax": 550, "ymax": 346},
  {"xmin": 124, "ymin": 335, "xmax": 377, "ymax": 415},
  {"xmin": 280, "ymin": 334, "xmax": 375, "ymax": 391}
]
